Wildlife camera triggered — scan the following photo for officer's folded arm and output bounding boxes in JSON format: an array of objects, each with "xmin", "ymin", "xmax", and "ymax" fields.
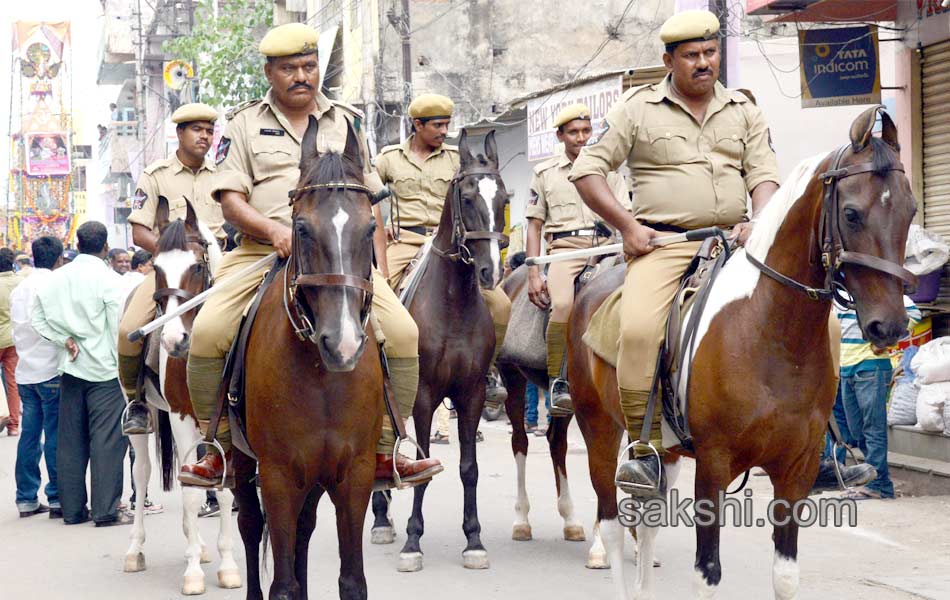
[{"xmin": 218, "ymin": 190, "xmax": 292, "ymax": 257}]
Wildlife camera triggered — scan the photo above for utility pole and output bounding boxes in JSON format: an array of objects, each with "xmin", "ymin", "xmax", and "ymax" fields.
[
  {"xmin": 388, "ymin": 0, "xmax": 413, "ymax": 141},
  {"xmin": 361, "ymin": 0, "xmax": 378, "ymax": 155},
  {"xmin": 710, "ymin": 0, "xmax": 728, "ymax": 85}
]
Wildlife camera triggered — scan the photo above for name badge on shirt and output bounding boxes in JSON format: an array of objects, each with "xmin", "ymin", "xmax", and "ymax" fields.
[{"xmin": 259, "ymin": 128, "xmax": 285, "ymax": 136}]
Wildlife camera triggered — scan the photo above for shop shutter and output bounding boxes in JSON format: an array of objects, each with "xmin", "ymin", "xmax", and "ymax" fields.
[{"xmin": 922, "ymin": 40, "xmax": 950, "ymax": 305}]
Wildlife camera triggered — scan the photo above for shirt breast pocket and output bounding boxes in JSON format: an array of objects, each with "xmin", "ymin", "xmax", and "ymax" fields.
[
  {"xmin": 547, "ymin": 193, "xmax": 577, "ymax": 224},
  {"xmin": 714, "ymin": 127, "xmax": 746, "ymax": 167},
  {"xmin": 392, "ymin": 173, "xmax": 422, "ymax": 199},
  {"xmin": 250, "ymin": 139, "xmax": 297, "ymax": 182},
  {"xmin": 644, "ymin": 127, "xmax": 694, "ymax": 165}
]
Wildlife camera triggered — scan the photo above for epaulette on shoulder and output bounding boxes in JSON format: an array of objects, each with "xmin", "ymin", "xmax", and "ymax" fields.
[
  {"xmin": 142, "ymin": 157, "xmax": 172, "ymax": 175},
  {"xmin": 378, "ymin": 144, "xmax": 402, "ymax": 155},
  {"xmin": 225, "ymin": 99, "xmax": 262, "ymax": 121},
  {"xmin": 534, "ymin": 155, "xmax": 561, "ymax": 174},
  {"xmin": 331, "ymin": 100, "xmax": 365, "ymax": 120},
  {"xmin": 621, "ymin": 83, "xmax": 654, "ymax": 101},
  {"xmin": 442, "ymin": 144, "xmax": 459, "ymax": 153}
]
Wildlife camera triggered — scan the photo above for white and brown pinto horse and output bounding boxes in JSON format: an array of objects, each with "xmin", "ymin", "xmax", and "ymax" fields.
[
  {"xmin": 568, "ymin": 106, "xmax": 916, "ymax": 599},
  {"xmin": 122, "ymin": 198, "xmax": 239, "ymax": 595}
]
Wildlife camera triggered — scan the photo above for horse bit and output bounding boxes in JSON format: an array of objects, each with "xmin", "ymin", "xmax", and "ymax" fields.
[
  {"xmin": 430, "ymin": 166, "xmax": 510, "ymax": 264},
  {"xmin": 283, "ymin": 180, "xmax": 381, "ymax": 342},
  {"xmin": 746, "ymin": 143, "xmax": 918, "ymax": 307}
]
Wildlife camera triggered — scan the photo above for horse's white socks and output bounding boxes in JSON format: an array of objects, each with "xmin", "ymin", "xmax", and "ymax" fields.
[
  {"xmin": 600, "ymin": 518, "xmax": 631, "ymax": 600},
  {"xmin": 772, "ymin": 554, "xmax": 799, "ymax": 600}
]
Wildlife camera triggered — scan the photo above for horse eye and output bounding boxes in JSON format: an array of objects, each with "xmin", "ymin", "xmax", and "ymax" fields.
[
  {"xmin": 295, "ymin": 221, "xmax": 310, "ymax": 238},
  {"xmin": 365, "ymin": 223, "xmax": 376, "ymax": 239},
  {"xmin": 843, "ymin": 207, "xmax": 862, "ymax": 226}
]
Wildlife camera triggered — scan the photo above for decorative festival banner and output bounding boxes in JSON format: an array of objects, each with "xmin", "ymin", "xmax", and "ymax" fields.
[{"xmin": 25, "ymin": 132, "xmax": 71, "ymax": 176}]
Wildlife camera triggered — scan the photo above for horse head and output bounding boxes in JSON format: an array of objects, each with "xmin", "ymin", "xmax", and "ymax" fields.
[
  {"xmin": 829, "ymin": 105, "xmax": 917, "ymax": 348},
  {"xmin": 449, "ymin": 128, "xmax": 509, "ymax": 289},
  {"xmin": 290, "ymin": 115, "xmax": 376, "ymax": 371},
  {"xmin": 154, "ymin": 196, "xmax": 217, "ymax": 358}
]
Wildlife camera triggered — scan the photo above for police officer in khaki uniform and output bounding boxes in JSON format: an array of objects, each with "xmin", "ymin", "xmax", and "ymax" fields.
[
  {"xmin": 178, "ymin": 23, "xmax": 440, "ymax": 487},
  {"xmin": 375, "ymin": 93, "xmax": 512, "ymax": 402},
  {"xmin": 569, "ymin": 11, "xmax": 783, "ymax": 496},
  {"xmin": 117, "ymin": 102, "xmax": 226, "ymax": 435},
  {"xmin": 524, "ymin": 104, "xmax": 630, "ymax": 416}
]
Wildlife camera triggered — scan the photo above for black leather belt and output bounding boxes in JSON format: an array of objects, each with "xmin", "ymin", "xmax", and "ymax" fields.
[
  {"xmin": 639, "ymin": 221, "xmax": 688, "ymax": 234},
  {"xmin": 550, "ymin": 228, "xmax": 604, "ymax": 241},
  {"xmin": 401, "ymin": 226, "xmax": 436, "ymax": 236}
]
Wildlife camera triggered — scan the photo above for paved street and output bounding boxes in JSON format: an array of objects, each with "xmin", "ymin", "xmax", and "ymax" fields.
[{"xmin": 2, "ymin": 416, "xmax": 950, "ymax": 599}]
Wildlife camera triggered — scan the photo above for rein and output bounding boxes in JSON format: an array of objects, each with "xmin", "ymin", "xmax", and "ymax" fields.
[
  {"xmin": 283, "ymin": 179, "xmax": 375, "ymax": 342},
  {"xmin": 746, "ymin": 144, "xmax": 917, "ymax": 307},
  {"xmin": 431, "ymin": 166, "xmax": 510, "ymax": 264}
]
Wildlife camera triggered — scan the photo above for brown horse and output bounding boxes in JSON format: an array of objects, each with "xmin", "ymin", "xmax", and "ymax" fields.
[
  {"xmin": 568, "ymin": 107, "xmax": 916, "ymax": 599},
  {"xmin": 122, "ymin": 198, "xmax": 239, "ymax": 595},
  {"xmin": 369, "ymin": 130, "xmax": 509, "ymax": 572},
  {"xmin": 231, "ymin": 117, "xmax": 383, "ymax": 600}
]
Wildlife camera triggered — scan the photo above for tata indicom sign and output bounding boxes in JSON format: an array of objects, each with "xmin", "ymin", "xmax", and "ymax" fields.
[{"xmin": 799, "ymin": 25, "xmax": 881, "ymax": 109}]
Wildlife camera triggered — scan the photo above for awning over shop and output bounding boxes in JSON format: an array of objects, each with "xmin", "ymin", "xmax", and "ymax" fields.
[{"xmin": 746, "ymin": 0, "xmax": 897, "ymax": 23}]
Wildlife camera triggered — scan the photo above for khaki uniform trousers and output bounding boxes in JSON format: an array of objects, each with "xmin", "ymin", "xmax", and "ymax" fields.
[{"xmin": 118, "ymin": 272, "xmax": 157, "ymax": 358}]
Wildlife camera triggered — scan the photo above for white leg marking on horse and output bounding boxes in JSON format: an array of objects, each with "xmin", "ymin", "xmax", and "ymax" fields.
[
  {"xmin": 124, "ymin": 433, "xmax": 150, "ymax": 572},
  {"xmin": 166, "ymin": 409, "xmax": 207, "ymax": 594},
  {"xmin": 601, "ymin": 518, "xmax": 631, "ymax": 600},
  {"xmin": 215, "ymin": 488, "xmax": 242, "ymax": 589},
  {"xmin": 512, "ymin": 452, "xmax": 532, "ymax": 541},
  {"xmin": 693, "ymin": 569, "xmax": 719, "ymax": 599},
  {"xmin": 772, "ymin": 554, "xmax": 799, "ymax": 600},
  {"xmin": 635, "ymin": 461, "xmax": 679, "ymax": 597},
  {"xmin": 477, "ymin": 177, "xmax": 501, "ymax": 286},
  {"xmin": 587, "ymin": 520, "xmax": 609, "ymax": 569},
  {"xmin": 331, "ymin": 207, "xmax": 361, "ymax": 363},
  {"xmin": 557, "ymin": 469, "xmax": 585, "ymax": 541}
]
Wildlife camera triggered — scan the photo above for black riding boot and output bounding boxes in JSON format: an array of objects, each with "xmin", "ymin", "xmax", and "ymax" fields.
[
  {"xmin": 810, "ymin": 457, "xmax": 876, "ymax": 494},
  {"xmin": 485, "ymin": 365, "xmax": 507, "ymax": 408},
  {"xmin": 549, "ymin": 377, "xmax": 573, "ymax": 416},
  {"xmin": 615, "ymin": 454, "xmax": 667, "ymax": 500},
  {"xmin": 123, "ymin": 400, "xmax": 151, "ymax": 436}
]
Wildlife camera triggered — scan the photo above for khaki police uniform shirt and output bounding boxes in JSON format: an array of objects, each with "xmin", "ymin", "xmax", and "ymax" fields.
[
  {"xmin": 375, "ymin": 136, "xmax": 459, "ymax": 229},
  {"xmin": 525, "ymin": 152, "xmax": 631, "ymax": 235},
  {"xmin": 128, "ymin": 154, "xmax": 226, "ymax": 239},
  {"xmin": 212, "ymin": 89, "xmax": 382, "ymax": 235},
  {"xmin": 569, "ymin": 75, "xmax": 780, "ymax": 229}
]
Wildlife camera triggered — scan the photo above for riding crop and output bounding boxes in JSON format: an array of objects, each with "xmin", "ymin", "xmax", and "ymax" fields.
[
  {"xmin": 127, "ymin": 252, "xmax": 278, "ymax": 342},
  {"xmin": 524, "ymin": 226, "xmax": 723, "ymax": 266}
]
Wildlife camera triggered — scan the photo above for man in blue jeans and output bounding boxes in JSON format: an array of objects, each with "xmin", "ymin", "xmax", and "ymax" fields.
[
  {"xmin": 524, "ymin": 382, "xmax": 550, "ymax": 436},
  {"xmin": 11, "ymin": 236, "xmax": 65, "ymax": 517},
  {"xmin": 836, "ymin": 295, "xmax": 920, "ymax": 500}
]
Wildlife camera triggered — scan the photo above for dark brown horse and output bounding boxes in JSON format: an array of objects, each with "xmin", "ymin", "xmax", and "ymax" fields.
[
  {"xmin": 232, "ymin": 117, "xmax": 383, "ymax": 600},
  {"xmin": 567, "ymin": 106, "xmax": 916, "ymax": 599},
  {"xmin": 122, "ymin": 198, "xmax": 239, "ymax": 595},
  {"xmin": 370, "ymin": 130, "xmax": 509, "ymax": 572}
]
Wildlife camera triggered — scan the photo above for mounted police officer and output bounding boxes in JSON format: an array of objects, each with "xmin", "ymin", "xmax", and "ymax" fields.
[
  {"xmin": 569, "ymin": 10, "xmax": 869, "ymax": 496},
  {"xmin": 375, "ymin": 93, "xmax": 511, "ymax": 402},
  {"xmin": 524, "ymin": 103, "xmax": 630, "ymax": 415},
  {"xmin": 117, "ymin": 102, "xmax": 226, "ymax": 435},
  {"xmin": 178, "ymin": 23, "xmax": 440, "ymax": 487}
]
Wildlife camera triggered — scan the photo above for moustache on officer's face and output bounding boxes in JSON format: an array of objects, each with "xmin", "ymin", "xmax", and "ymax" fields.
[{"xmin": 289, "ymin": 82, "xmax": 314, "ymax": 92}]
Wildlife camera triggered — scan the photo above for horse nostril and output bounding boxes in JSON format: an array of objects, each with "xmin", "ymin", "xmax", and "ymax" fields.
[{"xmin": 479, "ymin": 266, "xmax": 491, "ymax": 281}]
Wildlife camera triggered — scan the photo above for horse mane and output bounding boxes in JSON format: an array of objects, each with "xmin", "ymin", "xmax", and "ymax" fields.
[
  {"xmin": 301, "ymin": 151, "xmax": 363, "ymax": 190},
  {"xmin": 157, "ymin": 220, "xmax": 191, "ymax": 253}
]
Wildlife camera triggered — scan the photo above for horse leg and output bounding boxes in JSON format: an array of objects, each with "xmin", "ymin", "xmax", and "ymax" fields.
[
  {"xmin": 370, "ymin": 490, "xmax": 394, "ymax": 544},
  {"xmin": 124, "ymin": 433, "xmax": 150, "ymax": 573},
  {"xmin": 233, "ymin": 452, "xmax": 265, "ymax": 600},
  {"xmin": 458, "ymin": 385, "xmax": 488, "ymax": 569},
  {"xmin": 500, "ymin": 365, "xmax": 531, "ymax": 541},
  {"xmin": 215, "ymin": 487, "xmax": 242, "ymax": 589},
  {"xmin": 633, "ymin": 457, "xmax": 681, "ymax": 600},
  {"xmin": 166, "ymin": 414, "xmax": 210, "ymax": 596},
  {"xmin": 692, "ymin": 456, "xmax": 730, "ymax": 599},
  {"xmin": 397, "ymin": 384, "xmax": 435, "ymax": 573},
  {"xmin": 261, "ymin": 469, "xmax": 306, "ymax": 600},
  {"xmin": 293, "ymin": 485, "xmax": 324, "ymax": 600},
  {"xmin": 330, "ymin": 467, "xmax": 374, "ymax": 600},
  {"xmin": 548, "ymin": 414, "xmax": 585, "ymax": 541},
  {"xmin": 768, "ymin": 453, "xmax": 820, "ymax": 600}
]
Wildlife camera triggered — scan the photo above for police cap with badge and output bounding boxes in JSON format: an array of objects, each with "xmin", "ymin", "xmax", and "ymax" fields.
[
  {"xmin": 552, "ymin": 104, "xmax": 591, "ymax": 131},
  {"xmin": 259, "ymin": 22, "xmax": 319, "ymax": 58},
  {"xmin": 408, "ymin": 94, "xmax": 454, "ymax": 123},
  {"xmin": 171, "ymin": 103, "xmax": 218, "ymax": 126},
  {"xmin": 660, "ymin": 10, "xmax": 721, "ymax": 52}
]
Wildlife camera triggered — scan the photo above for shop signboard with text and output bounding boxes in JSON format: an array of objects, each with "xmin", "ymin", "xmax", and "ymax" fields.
[{"xmin": 799, "ymin": 25, "xmax": 881, "ymax": 109}]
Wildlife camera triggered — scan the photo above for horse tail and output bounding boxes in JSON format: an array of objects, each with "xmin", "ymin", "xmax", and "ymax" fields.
[{"xmin": 155, "ymin": 410, "xmax": 176, "ymax": 492}]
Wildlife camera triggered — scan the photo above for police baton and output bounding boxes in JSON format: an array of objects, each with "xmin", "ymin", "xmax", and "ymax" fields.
[
  {"xmin": 127, "ymin": 252, "xmax": 277, "ymax": 343},
  {"xmin": 524, "ymin": 227, "xmax": 722, "ymax": 266}
]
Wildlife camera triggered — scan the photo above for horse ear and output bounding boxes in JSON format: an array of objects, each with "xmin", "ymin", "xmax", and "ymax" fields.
[
  {"xmin": 849, "ymin": 105, "xmax": 882, "ymax": 152},
  {"xmin": 483, "ymin": 129, "xmax": 499, "ymax": 169},
  {"xmin": 155, "ymin": 195, "xmax": 170, "ymax": 231},
  {"xmin": 184, "ymin": 198, "xmax": 198, "ymax": 230},
  {"xmin": 299, "ymin": 115, "xmax": 320, "ymax": 171},
  {"xmin": 343, "ymin": 118, "xmax": 364, "ymax": 170},
  {"xmin": 458, "ymin": 128, "xmax": 474, "ymax": 168},
  {"xmin": 880, "ymin": 110, "xmax": 900, "ymax": 152}
]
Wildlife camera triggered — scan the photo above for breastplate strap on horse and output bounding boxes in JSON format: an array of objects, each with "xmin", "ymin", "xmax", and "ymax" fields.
[
  {"xmin": 431, "ymin": 165, "xmax": 510, "ymax": 264},
  {"xmin": 746, "ymin": 144, "xmax": 918, "ymax": 306}
]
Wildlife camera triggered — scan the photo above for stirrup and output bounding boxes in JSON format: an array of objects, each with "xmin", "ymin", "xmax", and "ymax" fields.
[
  {"xmin": 182, "ymin": 438, "xmax": 230, "ymax": 490},
  {"xmin": 373, "ymin": 436, "xmax": 433, "ymax": 492},
  {"xmin": 830, "ymin": 440, "xmax": 865, "ymax": 491},
  {"xmin": 614, "ymin": 440, "xmax": 662, "ymax": 495},
  {"xmin": 120, "ymin": 401, "xmax": 153, "ymax": 436}
]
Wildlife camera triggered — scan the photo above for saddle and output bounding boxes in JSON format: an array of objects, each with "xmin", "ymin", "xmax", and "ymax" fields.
[
  {"xmin": 397, "ymin": 242, "xmax": 433, "ymax": 308},
  {"xmin": 583, "ymin": 235, "xmax": 732, "ymax": 451}
]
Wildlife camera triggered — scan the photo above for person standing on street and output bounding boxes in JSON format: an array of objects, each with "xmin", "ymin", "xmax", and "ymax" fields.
[
  {"xmin": 12, "ymin": 236, "xmax": 65, "ymax": 518},
  {"xmin": 0, "ymin": 247, "xmax": 25, "ymax": 436},
  {"xmin": 32, "ymin": 221, "xmax": 130, "ymax": 526}
]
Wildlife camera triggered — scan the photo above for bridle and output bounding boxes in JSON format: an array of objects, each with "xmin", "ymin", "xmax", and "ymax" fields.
[
  {"xmin": 431, "ymin": 166, "xmax": 510, "ymax": 264},
  {"xmin": 746, "ymin": 143, "xmax": 918, "ymax": 307},
  {"xmin": 283, "ymin": 180, "xmax": 376, "ymax": 342},
  {"xmin": 152, "ymin": 231, "xmax": 212, "ymax": 318}
]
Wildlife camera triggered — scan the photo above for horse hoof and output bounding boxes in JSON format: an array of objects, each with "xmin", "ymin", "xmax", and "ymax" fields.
[
  {"xmin": 512, "ymin": 523, "xmax": 532, "ymax": 541},
  {"xmin": 586, "ymin": 552, "xmax": 609, "ymax": 569},
  {"xmin": 371, "ymin": 526, "xmax": 395, "ymax": 545},
  {"xmin": 462, "ymin": 549, "xmax": 490, "ymax": 570},
  {"xmin": 397, "ymin": 552, "xmax": 423, "ymax": 573},
  {"xmin": 563, "ymin": 524, "xmax": 586, "ymax": 542},
  {"xmin": 217, "ymin": 568, "xmax": 242, "ymax": 589},
  {"xmin": 123, "ymin": 552, "xmax": 145, "ymax": 572},
  {"xmin": 200, "ymin": 546, "xmax": 211, "ymax": 564},
  {"xmin": 182, "ymin": 575, "xmax": 206, "ymax": 595}
]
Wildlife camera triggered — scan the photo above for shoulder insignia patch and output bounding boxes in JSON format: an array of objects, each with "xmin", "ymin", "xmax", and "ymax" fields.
[
  {"xmin": 216, "ymin": 137, "xmax": 232, "ymax": 165},
  {"xmin": 529, "ymin": 189, "xmax": 540, "ymax": 205},
  {"xmin": 589, "ymin": 123, "xmax": 610, "ymax": 145},
  {"xmin": 131, "ymin": 188, "xmax": 148, "ymax": 210},
  {"xmin": 225, "ymin": 99, "xmax": 262, "ymax": 121}
]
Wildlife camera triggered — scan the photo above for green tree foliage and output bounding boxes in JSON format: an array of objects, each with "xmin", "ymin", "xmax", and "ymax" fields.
[{"xmin": 163, "ymin": 0, "xmax": 273, "ymax": 109}]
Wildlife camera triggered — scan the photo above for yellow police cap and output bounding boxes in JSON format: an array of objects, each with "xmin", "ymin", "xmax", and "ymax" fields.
[
  {"xmin": 408, "ymin": 94, "xmax": 454, "ymax": 119},
  {"xmin": 259, "ymin": 23, "xmax": 319, "ymax": 57},
  {"xmin": 659, "ymin": 10, "xmax": 720, "ymax": 45},
  {"xmin": 553, "ymin": 104, "xmax": 591, "ymax": 129},
  {"xmin": 171, "ymin": 102, "xmax": 218, "ymax": 124}
]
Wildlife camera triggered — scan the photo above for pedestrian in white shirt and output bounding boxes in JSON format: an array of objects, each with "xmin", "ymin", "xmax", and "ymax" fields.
[{"xmin": 11, "ymin": 236, "xmax": 65, "ymax": 518}]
